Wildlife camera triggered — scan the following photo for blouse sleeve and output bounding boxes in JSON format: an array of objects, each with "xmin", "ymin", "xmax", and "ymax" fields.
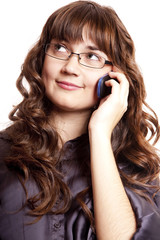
[{"xmin": 125, "ymin": 186, "xmax": 160, "ymax": 240}]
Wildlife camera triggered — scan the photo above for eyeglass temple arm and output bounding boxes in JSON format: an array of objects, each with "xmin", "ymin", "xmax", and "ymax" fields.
[{"xmin": 105, "ymin": 60, "xmax": 113, "ymax": 65}]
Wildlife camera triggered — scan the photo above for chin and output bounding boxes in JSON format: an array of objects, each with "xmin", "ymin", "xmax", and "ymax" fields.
[
  {"xmin": 51, "ymin": 101, "xmax": 95, "ymax": 113},
  {"xmin": 46, "ymin": 93, "xmax": 98, "ymax": 112}
]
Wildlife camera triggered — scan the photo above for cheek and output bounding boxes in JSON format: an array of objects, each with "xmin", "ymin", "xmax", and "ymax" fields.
[
  {"xmin": 85, "ymin": 77, "xmax": 99, "ymax": 103},
  {"xmin": 41, "ymin": 62, "xmax": 56, "ymax": 100},
  {"xmin": 42, "ymin": 59, "xmax": 60, "ymax": 93},
  {"xmin": 87, "ymin": 69, "xmax": 112, "ymax": 99},
  {"xmin": 42, "ymin": 61, "xmax": 55, "ymax": 83}
]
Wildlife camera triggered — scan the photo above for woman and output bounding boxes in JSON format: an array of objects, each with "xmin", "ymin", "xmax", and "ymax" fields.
[{"xmin": 0, "ymin": 1, "xmax": 160, "ymax": 239}]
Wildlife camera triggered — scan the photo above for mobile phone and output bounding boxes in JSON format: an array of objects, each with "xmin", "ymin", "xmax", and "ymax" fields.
[{"xmin": 97, "ymin": 73, "xmax": 117, "ymax": 98}]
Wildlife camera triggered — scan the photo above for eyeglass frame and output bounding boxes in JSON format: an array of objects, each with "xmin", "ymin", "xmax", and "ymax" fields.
[{"xmin": 44, "ymin": 43, "xmax": 113, "ymax": 69}]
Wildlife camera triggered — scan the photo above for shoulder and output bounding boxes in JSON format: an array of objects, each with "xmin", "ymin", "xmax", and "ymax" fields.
[
  {"xmin": 0, "ymin": 131, "xmax": 51, "ymax": 240},
  {"xmin": 0, "ymin": 129, "xmax": 18, "ymax": 187},
  {"xmin": 0, "ymin": 130, "xmax": 12, "ymax": 158},
  {"xmin": 0, "ymin": 133, "xmax": 27, "ymax": 234},
  {"xmin": 0, "ymin": 130, "xmax": 13, "ymax": 179},
  {"xmin": 0, "ymin": 130, "xmax": 12, "ymax": 173},
  {"xmin": 0, "ymin": 130, "xmax": 23, "ymax": 206},
  {"xmin": 0, "ymin": 130, "xmax": 26, "ymax": 222}
]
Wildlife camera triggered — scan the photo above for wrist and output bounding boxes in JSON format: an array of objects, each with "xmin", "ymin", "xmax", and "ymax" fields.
[
  {"xmin": 88, "ymin": 118, "xmax": 114, "ymax": 140},
  {"xmin": 88, "ymin": 125, "xmax": 112, "ymax": 142}
]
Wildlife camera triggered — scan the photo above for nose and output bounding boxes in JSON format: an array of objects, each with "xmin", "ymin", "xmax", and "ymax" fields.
[{"xmin": 61, "ymin": 53, "xmax": 81, "ymax": 76}]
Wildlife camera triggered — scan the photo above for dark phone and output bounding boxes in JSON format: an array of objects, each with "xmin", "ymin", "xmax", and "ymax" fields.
[{"xmin": 97, "ymin": 74, "xmax": 117, "ymax": 98}]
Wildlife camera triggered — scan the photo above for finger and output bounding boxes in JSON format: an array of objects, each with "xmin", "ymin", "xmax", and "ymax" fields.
[
  {"xmin": 105, "ymin": 79, "xmax": 120, "ymax": 95},
  {"xmin": 106, "ymin": 75, "xmax": 129, "ymax": 111},
  {"xmin": 104, "ymin": 79, "xmax": 128, "ymax": 113},
  {"xmin": 108, "ymin": 71, "xmax": 126, "ymax": 84},
  {"xmin": 108, "ymin": 71, "xmax": 129, "ymax": 96}
]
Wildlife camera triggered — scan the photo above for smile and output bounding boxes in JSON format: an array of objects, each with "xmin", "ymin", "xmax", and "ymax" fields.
[{"xmin": 56, "ymin": 81, "xmax": 82, "ymax": 91}]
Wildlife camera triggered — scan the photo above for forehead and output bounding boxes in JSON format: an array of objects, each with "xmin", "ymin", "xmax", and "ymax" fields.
[
  {"xmin": 82, "ymin": 26, "xmax": 97, "ymax": 46},
  {"xmin": 52, "ymin": 26, "xmax": 101, "ymax": 50},
  {"xmin": 68, "ymin": 27, "xmax": 99, "ymax": 48}
]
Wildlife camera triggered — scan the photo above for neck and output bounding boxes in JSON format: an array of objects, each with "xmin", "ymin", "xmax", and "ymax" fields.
[{"xmin": 49, "ymin": 108, "xmax": 92, "ymax": 143}]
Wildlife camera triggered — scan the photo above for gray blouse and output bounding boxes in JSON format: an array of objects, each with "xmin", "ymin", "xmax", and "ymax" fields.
[{"xmin": 0, "ymin": 132, "xmax": 160, "ymax": 240}]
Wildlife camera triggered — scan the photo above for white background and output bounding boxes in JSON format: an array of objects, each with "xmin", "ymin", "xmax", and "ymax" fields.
[{"xmin": 0, "ymin": 0, "xmax": 159, "ymax": 148}]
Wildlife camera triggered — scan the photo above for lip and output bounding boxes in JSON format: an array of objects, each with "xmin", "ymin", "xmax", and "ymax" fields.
[{"xmin": 56, "ymin": 81, "xmax": 83, "ymax": 91}]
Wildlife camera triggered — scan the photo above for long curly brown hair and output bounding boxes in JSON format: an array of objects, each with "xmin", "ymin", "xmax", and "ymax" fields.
[{"xmin": 5, "ymin": 0, "xmax": 160, "ymax": 229}]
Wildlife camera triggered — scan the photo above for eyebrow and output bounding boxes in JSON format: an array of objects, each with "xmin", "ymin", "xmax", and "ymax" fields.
[
  {"xmin": 85, "ymin": 45, "xmax": 109, "ymax": 59},
  {"xmin": 85, "ymin": 45, "xmax": 100, "ymax": 51}
]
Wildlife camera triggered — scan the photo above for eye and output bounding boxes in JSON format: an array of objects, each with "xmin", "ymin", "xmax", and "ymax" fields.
[
  {"xmin": 86, "ymin": 53, "xmax": 101, "ymax": 61},
  {"xmin": 54, "ymin": 43, "xmax": 67, "ymax": 53}
]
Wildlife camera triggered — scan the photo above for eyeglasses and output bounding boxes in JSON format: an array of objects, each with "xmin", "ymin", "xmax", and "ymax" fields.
[{"xmin": 45, "ymin": 42, "xmax": 113, "ymax": 69}]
